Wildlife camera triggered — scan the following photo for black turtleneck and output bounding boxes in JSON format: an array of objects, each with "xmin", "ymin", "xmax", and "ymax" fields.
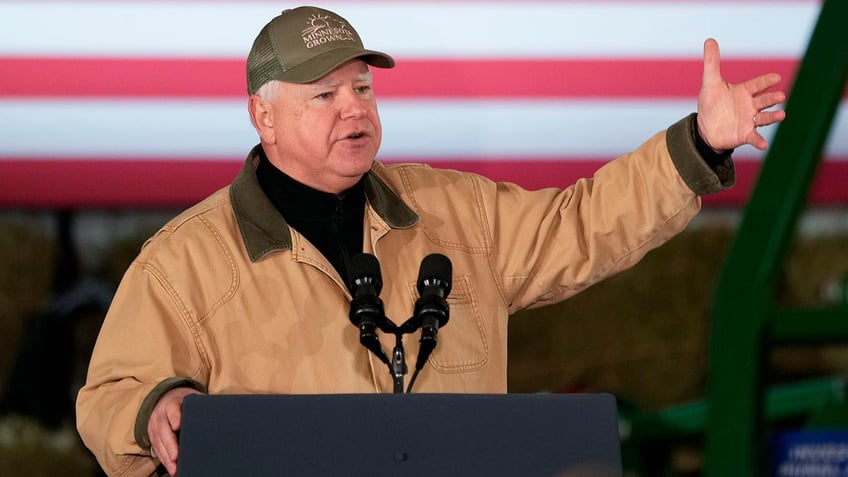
[{"xmin": 256, "ymin": 153, "xmax": 365, "ymax": 287}]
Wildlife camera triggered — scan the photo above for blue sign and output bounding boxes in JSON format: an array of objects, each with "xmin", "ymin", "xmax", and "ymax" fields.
[{"xmin": 773, "ymin": 431, "xmax": 848, "ymax": 477}]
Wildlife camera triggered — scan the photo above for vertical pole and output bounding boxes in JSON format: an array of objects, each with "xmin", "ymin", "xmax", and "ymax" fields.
[{"xmin": 705, "ymin": 1, "xmax": 848, "ymax": 475}]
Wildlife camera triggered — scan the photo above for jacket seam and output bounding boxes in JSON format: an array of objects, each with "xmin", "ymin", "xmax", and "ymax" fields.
[
  {"xmin": 195, "ymin": 215, "xmax": 240, "ymax": 327},
  {"xmin": 396, "ymin": 167, "xmax": 490, "ymax": 253},
  {"xmin": 469, "ymin": 174, "xmax": 512, "ymax": 312},
  {"xmin": 141, "ymin": 262, "xmax": 212, "ymax": 372}
]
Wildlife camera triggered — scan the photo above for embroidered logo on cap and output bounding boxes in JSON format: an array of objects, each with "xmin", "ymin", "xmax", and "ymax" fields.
[{"xmin": 301, "ymin": 13, "xmax": 357, "ymax": 49}]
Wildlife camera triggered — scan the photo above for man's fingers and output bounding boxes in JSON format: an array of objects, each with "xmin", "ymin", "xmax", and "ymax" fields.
[
  {"xmin": 147, "ymin": 388, "xmax": 203, "ymax": 475},
  {"xmin": 746, "ymin": 72, "xmax": 783, "ymax": 95},
  {"xmin": 151, "ymin": 430, "xmax": 180, "ymax": 475},
  {"xmin": 166, "ymin": 399, "xmax": 183, "ymax": 432},
  {"xmin": 702, "ymin": 38, "xmax": 721, "ymax": 83},
  {"xmin": 747, "ymin": 130, "xmax": 768, "ymax": 151},
  {"xmin": 757, "ymin": 109, "xmax": 786, "ymax": 127},
  {"xmin": 753, "ymin": 90, "xmax": 787, "ymax": 111}
]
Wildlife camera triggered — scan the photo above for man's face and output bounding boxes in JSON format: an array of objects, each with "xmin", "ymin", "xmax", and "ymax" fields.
[{"xmin": 261, "ymin": 60, "xmax": 382, "ymax": 194}]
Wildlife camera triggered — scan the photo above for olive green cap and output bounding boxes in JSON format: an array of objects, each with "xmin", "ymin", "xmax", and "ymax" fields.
[{"xmin": 246, "ymin": 6, "xmax": 395, "ymax": 94}]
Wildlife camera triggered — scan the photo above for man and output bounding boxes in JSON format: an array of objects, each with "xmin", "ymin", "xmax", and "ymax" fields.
[{"xmin": 76, "ymin": 5, "xmax": 785, "ymax": 476}]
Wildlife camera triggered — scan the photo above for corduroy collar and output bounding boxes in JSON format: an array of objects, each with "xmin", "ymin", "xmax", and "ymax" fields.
[{"xmin": 230, "ymin": 145, "xmax": 418, "ymax": 262}]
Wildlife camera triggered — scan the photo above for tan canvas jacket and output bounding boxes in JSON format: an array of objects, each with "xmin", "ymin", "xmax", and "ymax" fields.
[{"xmin": 76, "ymin": 114, "xmax": 733, "ymax": 476}]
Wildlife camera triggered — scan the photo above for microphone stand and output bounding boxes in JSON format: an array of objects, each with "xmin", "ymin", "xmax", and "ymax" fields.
[
  {"xmin": 377, "ymin": 316, "xmax": 425, "ymax": 394},
  {"xmin": 390, "ymin": 331, "xmax": 408, "ymax": 394},
  {"xmin": 365, "ymin": 311, "xmax": 450, "ymax": 393},
  {"xmin": 379, "ymin": 317, "xmax": 420, "ymax": 394}
]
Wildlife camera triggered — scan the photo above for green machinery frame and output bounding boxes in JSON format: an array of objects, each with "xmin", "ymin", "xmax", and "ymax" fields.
[
  {"xmin": 623, "ymin": 1, "xmax": 848, "ymax": 475},
  {"xmin": 706, "ymin": 0, "xmax": 848, "ymax": 475}
]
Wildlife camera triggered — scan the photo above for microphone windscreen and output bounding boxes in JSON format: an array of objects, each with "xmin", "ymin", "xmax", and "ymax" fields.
[
  {"xmin": 349, "ymin": 253, "xmax": 382, "ymax": 294},
  {"xmin": 417, "ymin": 253, "xmax": 452, "ymax": 294}
]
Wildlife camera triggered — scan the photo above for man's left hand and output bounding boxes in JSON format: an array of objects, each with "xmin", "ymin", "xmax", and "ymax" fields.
[{"xmin": 697, "ymin": 38, "xmax": 787, "ymax": 152}]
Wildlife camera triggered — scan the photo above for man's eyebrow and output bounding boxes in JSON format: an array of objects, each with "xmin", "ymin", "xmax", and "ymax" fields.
[
  {"xmin": 311, "ymin": 72, "xmax": 373, "ymax": 89},
  {"xmin": 355, "ymin": 72, "xmax": 374, "ymax": 82}
]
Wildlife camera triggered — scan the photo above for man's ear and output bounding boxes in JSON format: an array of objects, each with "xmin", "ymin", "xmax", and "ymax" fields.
[{"xmin": 248, "ymin": 95, "xmax": 275, "ymax": 144}]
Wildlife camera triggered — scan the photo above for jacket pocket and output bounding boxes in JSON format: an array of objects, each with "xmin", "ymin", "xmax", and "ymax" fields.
[{"xmin": 408, "ymin": 275, "xmax": 488, "ymax": 373}]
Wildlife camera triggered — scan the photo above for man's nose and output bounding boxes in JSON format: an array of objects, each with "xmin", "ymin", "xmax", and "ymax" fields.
[{"xmin": 338, "ymin": 90, "xmax": 368, "ymax": 118}]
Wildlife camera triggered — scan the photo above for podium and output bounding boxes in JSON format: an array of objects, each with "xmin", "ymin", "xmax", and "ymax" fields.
[{"xmin": 177, "ymin": 393, "xmax": 623, "ymax": 477}]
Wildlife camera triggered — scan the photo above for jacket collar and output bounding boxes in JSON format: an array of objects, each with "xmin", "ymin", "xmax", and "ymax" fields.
[{"xmin": 230, "ymin": 145, "xmax": 418, "ymax": 262}]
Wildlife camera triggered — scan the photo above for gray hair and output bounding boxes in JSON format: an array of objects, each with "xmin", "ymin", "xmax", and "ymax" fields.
[
  {"xmin": 249, "ymin": 80, "xmax": 282, "ymax": 129},
  {"xmin": 255, "ymin": 80, "xmax": 282, "ymax": 102}
]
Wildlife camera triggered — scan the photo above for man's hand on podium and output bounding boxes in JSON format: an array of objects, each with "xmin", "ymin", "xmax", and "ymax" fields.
[{"xmin": 148, "ymin": 387, "xmax": 205, "ymax": 476}]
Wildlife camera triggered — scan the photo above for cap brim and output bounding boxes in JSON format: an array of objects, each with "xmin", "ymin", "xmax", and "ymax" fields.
[{"xmin": 276, "ymin": 48, "xmax": 395, "ymax": 84}]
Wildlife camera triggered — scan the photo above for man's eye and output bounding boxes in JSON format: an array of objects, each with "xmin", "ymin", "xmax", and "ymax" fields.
[
  {"xmin": 316, "ymin": 92, "xmax": 332, "ymax": 100},
  {"xmin": 357, "ymin": 86, "xmax": 372, "ymax": 94}
]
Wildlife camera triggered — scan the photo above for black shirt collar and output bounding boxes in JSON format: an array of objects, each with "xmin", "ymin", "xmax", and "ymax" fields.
[{"xmin": 256, "ymin": 152, "xmax": 366, "ymax": 222}]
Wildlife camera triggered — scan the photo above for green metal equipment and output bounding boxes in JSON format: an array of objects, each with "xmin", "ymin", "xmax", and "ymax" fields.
[
  {"xmin": 705, "ymin": 0, "xmax": 848, "ymax": 475},
  {"xmin": 622, "ymin": 1, "xmax": 848, "ymax": 475}
]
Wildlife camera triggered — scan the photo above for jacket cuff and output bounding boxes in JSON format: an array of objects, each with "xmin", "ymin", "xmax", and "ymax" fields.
[
  {"xmin": 666, "ymin": 113, "xmax": 736, "ymax": 195},
  {"xmin": 133, "ymin": 377, "xmax": 206, "ymax": 451}
]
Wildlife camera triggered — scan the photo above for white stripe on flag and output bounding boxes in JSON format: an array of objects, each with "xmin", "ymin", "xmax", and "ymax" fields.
[
  {"xmin": 0, "ymin": 2, "xmax": 819, "ymax": 58},
  {"xmin": 3, "ymin": 98, "xmax": 844, "ymax": 160}
]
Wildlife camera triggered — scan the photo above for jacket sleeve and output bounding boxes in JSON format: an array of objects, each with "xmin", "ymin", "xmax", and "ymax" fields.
[
  {"xmin": 76, "ymin": 253, "xmax": 208, "ymax": 477},
  {"xmin": 485, "ymin": 114, "xmax": 733, "ymax": 312}
]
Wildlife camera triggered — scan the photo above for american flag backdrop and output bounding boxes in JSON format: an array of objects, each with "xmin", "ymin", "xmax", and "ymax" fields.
[{"xmin": 1, "ymin": 0, "xmax": 845, "ymax": 208}]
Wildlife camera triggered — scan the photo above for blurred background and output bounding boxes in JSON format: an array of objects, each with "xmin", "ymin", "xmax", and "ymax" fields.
[{"xmin": 1, "ymin": 1, "xmax": 845, "ymax": 476}]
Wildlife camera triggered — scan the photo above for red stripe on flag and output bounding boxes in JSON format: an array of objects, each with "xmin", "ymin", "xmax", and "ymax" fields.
[
  {"xmin": 0, "ymin": 159, "xmax": 242, "ymax": 208},
  {"xmin": 0, "ymin": 57, "xmax": 800, "ymax": 98},
  {"xmin": 3, "ymin": 58, "xmax": 245, "ymax": 97},
  {"xmin": 1, "ymin": 158, "xmax": 845, "ymax": 208},
  {"xmin": 378, "ymin": 59, "xmax": 799, "ymax": 99}
]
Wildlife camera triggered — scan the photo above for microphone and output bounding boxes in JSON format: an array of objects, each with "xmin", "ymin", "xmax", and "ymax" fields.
[
  {"xmin": 412, "ymin": 253, "xmax": 452, "ymax": 373},
  {"xmin": 348, "ymin": 253, "xmax": 390, "ymax": 365}
]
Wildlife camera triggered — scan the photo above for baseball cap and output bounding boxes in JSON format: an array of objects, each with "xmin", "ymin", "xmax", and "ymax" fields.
[{"xmin": 246, "ymin": 6, "xmax": 395, "ymax": 94}]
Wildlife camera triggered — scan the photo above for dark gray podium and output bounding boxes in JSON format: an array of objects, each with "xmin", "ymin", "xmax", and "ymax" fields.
[{"xmin": 177, "ymin": 393, "xmax": 622, "ymax": 477}]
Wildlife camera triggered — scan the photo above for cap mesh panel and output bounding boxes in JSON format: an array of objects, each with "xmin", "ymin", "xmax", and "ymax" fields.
[{"xmin": 246, "ymin": 27, "xmax": 282, "ymax": 94}]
